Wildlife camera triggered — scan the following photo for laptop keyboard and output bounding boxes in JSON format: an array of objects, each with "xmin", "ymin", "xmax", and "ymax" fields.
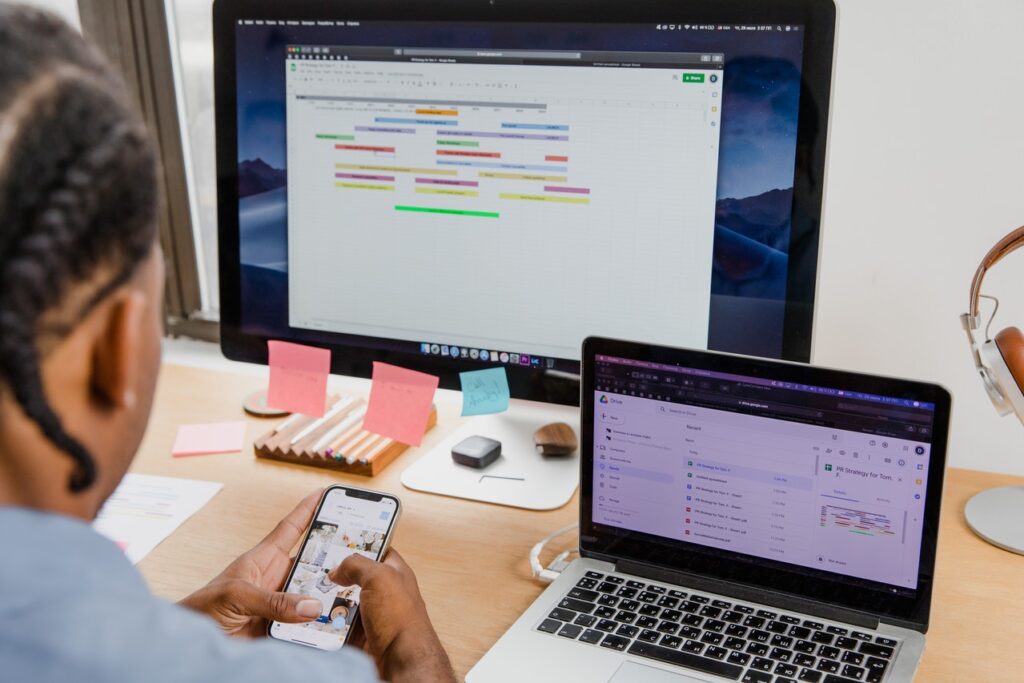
[{"xmin": 535, "ymin": 570, "xmax": 899, "ymax": 683}]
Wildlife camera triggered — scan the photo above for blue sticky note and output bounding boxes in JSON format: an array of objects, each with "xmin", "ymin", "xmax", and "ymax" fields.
[{"xmin": 459, "ymin": 367, "xmax": 510, "ymax": 416}]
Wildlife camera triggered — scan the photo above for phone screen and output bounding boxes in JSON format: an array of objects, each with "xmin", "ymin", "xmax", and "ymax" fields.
[{"xmin": 270, "ymin": 487, "xmax": 399, "ymax": 651}]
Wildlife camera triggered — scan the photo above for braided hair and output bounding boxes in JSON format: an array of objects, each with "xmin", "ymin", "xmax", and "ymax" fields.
[{"xmin": 0, "ymin": 6, "xmax": 159, "ymax": 492}]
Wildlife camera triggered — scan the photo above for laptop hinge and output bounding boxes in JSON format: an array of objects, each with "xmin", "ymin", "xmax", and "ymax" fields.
[{"xmin": 613, "ymin": 557, "xmax": 881, "ymax": 631}]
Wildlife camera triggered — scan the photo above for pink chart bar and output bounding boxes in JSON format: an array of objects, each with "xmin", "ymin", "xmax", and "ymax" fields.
[
  {"xmin": 415, "ymin": 177, "xmax": 479, "ymax": 187},
  {"xmin": 355, "ymin": 126, "xmax": 416, "ymax": 134},
  {"xmin": 545, "ymin": 185, "xmax": 591, "ymax": 195},
  {"xmin": 335, "ymin": 172, "xmax": 396, "ymax": 181}
]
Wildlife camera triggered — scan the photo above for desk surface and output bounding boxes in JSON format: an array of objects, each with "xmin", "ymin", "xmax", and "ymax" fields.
[{"xmin": 134, "ymin": 363, "xmax": 1023, "ymax": 682}]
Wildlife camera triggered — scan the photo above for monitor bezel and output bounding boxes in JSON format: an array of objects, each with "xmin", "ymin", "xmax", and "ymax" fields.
[
  {"xmin": 213, "ymin": 0, "xmax": 837, "ymax": 403},
  {"xmin": 579, "ymin": 336, "xmax": 951, "ymax": 631}
]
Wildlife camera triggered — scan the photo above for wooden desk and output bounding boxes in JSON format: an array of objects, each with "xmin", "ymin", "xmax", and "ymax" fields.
[{"xmin": 135, "ymin": 364, "xmax": 1023, "ymax": 682}]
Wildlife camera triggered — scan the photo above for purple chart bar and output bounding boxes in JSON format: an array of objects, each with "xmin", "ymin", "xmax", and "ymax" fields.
[
  {"xmin": 415, "ymin": 177, "xmax": 479, "ymax": 187},
  {"xmin": 545, "ymin": 185, "xmax": 591, "ymax": 195}
]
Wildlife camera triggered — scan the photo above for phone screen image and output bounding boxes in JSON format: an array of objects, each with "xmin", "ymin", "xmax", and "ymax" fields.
[{"xmin": 270, "ymin": 487, "xmax": 399, "ymax": 651}]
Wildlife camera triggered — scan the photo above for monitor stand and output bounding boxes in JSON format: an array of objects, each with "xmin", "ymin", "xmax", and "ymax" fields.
[
  {"xmin": 964, "ymin": 486, "xmax": 1024, "ymax": 555},
  {"xmin": 401, "ymin": 400, "xmax": 579, "ymax": 510}
]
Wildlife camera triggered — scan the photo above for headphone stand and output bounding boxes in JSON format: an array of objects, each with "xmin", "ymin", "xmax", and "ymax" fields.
[{"xmin": 964, "ymin": 486, "xmax": 1024, "ymax": 555}]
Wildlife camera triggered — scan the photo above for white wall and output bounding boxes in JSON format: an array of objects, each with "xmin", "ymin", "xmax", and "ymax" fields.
[{"xmin": 815, "ymin": 0, "xmax": 1024, "ymax": 475}]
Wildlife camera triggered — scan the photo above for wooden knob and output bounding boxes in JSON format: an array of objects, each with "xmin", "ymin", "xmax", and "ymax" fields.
[{"xmin": 533, "ymin": 422, "xmax": 578, "ymax": 456}]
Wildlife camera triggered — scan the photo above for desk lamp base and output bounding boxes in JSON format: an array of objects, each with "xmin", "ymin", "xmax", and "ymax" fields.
[{"xmin": 964, "ymin": 486, "xmax": 1024, "ymax": 555}]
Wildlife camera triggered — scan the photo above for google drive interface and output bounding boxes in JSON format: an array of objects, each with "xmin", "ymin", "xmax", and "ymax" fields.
[
  {"xmin": 592, "ymin": 356, "xmax": 936, "ymax": 590},
  {"xmin": 284, "ymin": 46, "xmax": 723, "ymax": 360}
]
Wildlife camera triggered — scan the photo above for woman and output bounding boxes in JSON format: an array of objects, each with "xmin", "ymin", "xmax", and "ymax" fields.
[{"xmin": 0, "ymin": 6, "xmax": 452, "ymax": 683}]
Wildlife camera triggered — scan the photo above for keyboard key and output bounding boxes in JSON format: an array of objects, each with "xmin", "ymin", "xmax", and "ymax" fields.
[
  {"xmin": 794, "ymin": 640, "xmax": 817, "ymax": 653},
  {"xmin": 616, "ymin": 587, "xmax": 638, "ymax": 599},
  {"xmin": 576, "ymin": 578, "xmax": 598, "ymax": 590},
  {"xmin": 742, "ymin": 671, "xmax": 772, "ymax": 683},
  {"xmin": 722, "ymin": 610, "xmax": 744, "ymax": 624},
  {"xmin": 682, "ymin": 640, "xmax": 705, "ymax": 654},
  {"xmin": 804, "ymin": 620, "xmax": 825, "ymax": 630},
  {"xmin": 750, "ymin": 629, "xmax": 770, "ymax": 643},
  {"xmin": 865, "ymin": 658, "xmax": 888, "ymax": 682},
  {"xmin": 841, "ymin": 664, "xmax": 865, "ymax": 680},
  {"xmin": 700, "ymin": 605, "xmax": 722, "ymax": 618},
  {"xmin": 596, "ymin": 619, "xmax": 617, "ymax": 632},
  {"xmin": 780, "ymin": 615, "xmax": 801, "ymax": 624},
  {"xmin": 734, "ymin": 605, "xmax": 755, "ymax": 614},
  {"xmin": 819, "ymin": 646, "xmax": 840, "ymax": 660},
  {"xmin": 775, "ymin": 663, "xmax": 798, "ymax": 677},
  {"xmin": 574, "ymin": 614, "xmax": 597, "ymax": 627},
  {"xmin": 657, "ymin": 596, "xmax": 680, "ymax": 609},
  {"xmin": 559, "ymin": 598, "xmax": 595, "ymax": 614},
  {"xmin": 600, "ymin": 634, "xmax": 630, "ymax": 651},
  {"xmin": 744, "ymin": 616, "xmax": 766, "ymax": 629},
  {"xmin": 605, "ymin": 576, "xmax": 624, "ymax": 585},
  {"xmin": 657, "ymin": 621, "xmax": 679, "ymax": 634},
  {"xmin": 648, "ymin": 585, "xmax": 667, "ymax": 594},
  {"xmin": 662, "ymin": 609, "xmax": 684, "ymax": 622},
  {"xmin": 594, "ymin": 606, "xmax": 616, "ymax": 619},
  {"xmin": 858, "ymin": 643, "xmax": 894, "ymax": 659},
  {"xmin": 875, "ymin": 637, "xmax": 897, "ymax": 647},
  {"xmin": 851, "ymin": 631, "xmax": 872, "ymax": 641},
  {"xmin": 537, "ymin": 618, "xmax": 561, "ymax": 634},
  {"xmin": 579, "ymin": 628, "xmax": 603, "ymax": 644},
  {"xmin": 626, "ymin": 580, "xmax": 646, "ymax": 589},
  {"xmin": 638, "ymin": 591, "xmax": 658, "ymax": 604},
  {"xmin": 614, "ymin": 611, "xmax": 637, "ymax": 624},
  {"xmin": 700, "ymin": 631, "xmax": 724, "ymax": 645},
  {"xmin": 826, "ymin": 625, "xmax": 848, "ymax": 636},
  {"xmin": 841, "ymin": 651, "xmax": 863, "ymax": 665},
  {"xmin": 706, "ymin": 646, "xmax": 728, "ymax": 660},
  {"xmin": 728, "ymin": 651, "xmax": 751, "ymax": 666},
  {"xmin": 713, "ymin": 599, "xmax": 733, "ymax": 609},
  {"xmin": 681, "ymin": 614, "xmax": 704, "ymax": 627},
  {"xmin": 770, "ymin": 647, "xmax": 793, "ymax": 662},
  {"xmin": 639, "ymin": 604, "xmax": 661, "ymax": 617},
  {"xmin": 778, "ymin": 679, "xmax": 797, "ymax": 683},
  {"xmin": 598, "ymin": 594, "xmax": 619, "ymax": 607},
  {"xmin": 757, "ymin": 609, "xmax": 779, "ymax": 620},
  {"xmin": 811, "ymin": 631, "xmax": 834, "ymax": 644},
  {"xmin": 616, "ymin": 624, "xmax": 639, "ymax": 638},
  {"xmin": 835, "ymin": 637, "xmax": 858, "ymax": 650},
  {"xmin": 557, "ymin": 623, "xmax": 583, "ymax": 639},
  {"xmin": 637, "ymin": 615, "xmax": 658, "ymax": 629},
  {"xmin": 660, "ymin": 634, "xmax": 683, "ymax": 649},
  {"xmin": 794, "ymin": 653, "xmax": 816, "ymax": 667},
  {"xmin": 548, "ymin": 608, "xmax": 575, "ymax": 622},
  {"xmin": 668, "ymin": 589, "xmax": 687, "ymax": 599},
  {"xmin": 690, "ymin": 595, "xmax": 710, "ymax": 604},
  {"xmin": 815, "ymin": 658, "xmax": 840, "ymax": 673},
  {"xmin": 704, "ymin": 619, "xmax": 726, "ymax": 634},
  {"xmin": 568, "ymin": 588, "xmax": 599, "ymax": 602},
  {"xmin": 638, "ymin": 629, "xmax": 660, "ymax": 643},
  {"xmin": 750, "ymin": 656, "xmax": 774, "ymax": 671},
  {"xmin": 768, "ymin": 620, "xmax": 790, "ymax": 633},
  {"xmin": 627, "ymin": 641, "xmax": 744, "ymax": 679},
  {"xmin": 724, "ymin": 636, "xmax": 746, "ymax": 650},
  {"xmin": 746, "ymin": 642, "xmax": 769, "ymax": 656},
  {"xmin": 771, "ymin": 635, "xmax": 794, "ymax": 648},
  {"xmin": 620, "ymin": 600, "xmax": 640, "ymax": 612},
  {"xmin": 790, "ymin": 626, "xmax": 811, "ymax": 639},
  {"xmin": 584, "ymin": 571, "xmax": 604, "ymax": 579},
  {"xmin": 680, "ymin": 601, "xmax": 701, "ymax": 614},
  {"xmin": 596, "ymin": 582, "xmax": 617, "ymax": 593},
  {"xmin": 798, "ymin": 670, "xmax": 823, "ymax": 682},
  {"xmin": 726, "ymin": 624, "xmax": 748, "ymax": 637}
]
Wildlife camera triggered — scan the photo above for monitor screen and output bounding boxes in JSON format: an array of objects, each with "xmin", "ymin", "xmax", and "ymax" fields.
[
  {"xmin": 590, "ymin": 354, "xmax": 937, "ymax": 591},
  {"xmin": 216, "ymin": 3, "xmax": 835, "ymax": 401}
]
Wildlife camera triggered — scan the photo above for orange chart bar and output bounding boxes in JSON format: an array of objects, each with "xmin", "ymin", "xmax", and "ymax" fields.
[
  {"xmin": 545, "ymin": 155, "xmax": 569, "ymax": 162},
  {"xmin": 437, "ymin": 149, "xmax": 501, "ymax": 159},
  {"xmin": 335, "ymin": 163, "xmax": 458, "ymax": 176},
  {"xmin": 415, "ymin": 109, "xmax": 458, "ymax": 116},
  {"xmin": 336, "ymin": 144, "xmax": 396, "ymax": 153}
]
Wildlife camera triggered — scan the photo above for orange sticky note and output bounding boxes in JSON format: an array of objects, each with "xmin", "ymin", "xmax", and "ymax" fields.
[
  {"xmin": 172, "ymin": 421, "xmax": 246, "ymax": 457},
  {"xmin": 267, "ymin": 340, "xmax": 331, "ymax": 417},
  {"xmin": 361, "ymin": 362, "xmax": 439, "ymax": 446}
]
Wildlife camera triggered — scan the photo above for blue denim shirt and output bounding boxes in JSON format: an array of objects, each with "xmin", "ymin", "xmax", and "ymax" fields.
[{"xmin": 0, "ymin": 507, "xmax": 379, "ymax": 683}]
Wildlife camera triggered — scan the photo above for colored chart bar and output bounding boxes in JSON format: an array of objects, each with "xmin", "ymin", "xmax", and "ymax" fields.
[
  {"xmin": 336, "ymin": 144, "xmax": 396, "ymax": 153},
  {"xmin": 500, "ymin": 192, "xmax": 589, "ymax": 205},
  {"xmin": 438, "ymin": 160, "xmax": 568, "ymax": 172},
  {"xmin": 480, "ymin": 171, "xmax": 568, "ymax": 182},
  {"xmin": 501, "ymin": 122, "xmax": 569, "ymax": 131},
  {"xmin": 545, "ymin": 155, "xmax": 569, "ymax": 162},
  {"xmin": 416, "ymin": 187, "xmax": 479, "ymax": 197},
  {"xmin": 415, "ymin": 109, "xmax": 458, "ymax": 116},
  {"xmin": 437, "ymin": 149, "xmax": 501, "ymax": 159},
  {"xmin": 335, "ymin": 163, "xmax": 457, "ymax": 176},
  {"xmin": 416, "ymin": 178, "xmax": 479, "ymax": 187},
  {"xmin": 335, "ymin": 182, "xmax": 395, "ymax": 191},
  {"xmin": 395, "ymin": 205, "xmax": 499, "ymax": 218},
  {"xmin": 355, "ymin": 126, "xmax": 415, "ymax": 134},
  {"xmin": 439, "ymin": 130, "xmax": 568, "ymax": 141},
  {"xmin": 544, "ymin": 185, "xmax": 590, "ymax": 194},
  {"xmin": 376, "ymin": 117, "xmax": 458, "ymax": 126},
  {"xmin": 437, "ymin": 139, "xmax": 480, "ymax": 147},
  {"xmin": 316, "ymin": 133, "xmax": 355, "ymax": 140},
  {"xmin": 336, "ymin": 173, "xmax": 396, "ymax": 182}
]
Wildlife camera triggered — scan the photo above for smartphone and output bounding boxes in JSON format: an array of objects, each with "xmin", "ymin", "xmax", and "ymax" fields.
[{"xmin": 269, "ymin": 485, "xmax": 400, "ymax": 651}]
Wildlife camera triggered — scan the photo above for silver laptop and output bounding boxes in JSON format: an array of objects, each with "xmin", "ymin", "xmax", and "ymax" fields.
[{"xmin": 469, "ymin": 337, "xmax": 951, "ymax": 683}]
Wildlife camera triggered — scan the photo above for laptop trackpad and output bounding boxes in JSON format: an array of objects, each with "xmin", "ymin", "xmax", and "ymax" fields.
[{"xmin": 608, "ymin": 662, "xmax": 707, "ymax": 683}]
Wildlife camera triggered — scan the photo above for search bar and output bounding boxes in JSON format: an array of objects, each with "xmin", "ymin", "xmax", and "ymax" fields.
[{"xmin": 836, "ymin": 402, "xmax": 931, "ymax": 423}]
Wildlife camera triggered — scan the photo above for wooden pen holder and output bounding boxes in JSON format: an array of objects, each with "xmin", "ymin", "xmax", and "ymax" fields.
[{"xmin": 254, "ymin": 393, "xmax": 437, "ymax": 477}]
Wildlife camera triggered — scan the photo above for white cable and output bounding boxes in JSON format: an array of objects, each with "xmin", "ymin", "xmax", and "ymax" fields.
[{"xmin": 529, "ymin": 523, "xmax": 579, "ymax": 584}]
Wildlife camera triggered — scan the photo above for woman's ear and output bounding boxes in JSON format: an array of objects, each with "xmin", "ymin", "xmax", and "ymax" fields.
[{"xmin": 90, "ymin": 288, "xmax": 148, "ymax": 410}]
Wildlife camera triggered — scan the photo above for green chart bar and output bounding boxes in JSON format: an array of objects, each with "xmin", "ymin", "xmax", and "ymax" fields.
[
  {"xmin": 436, "ymin": 139, "xmax": 481, "ymax": 147},
  {"xmin": 316, "ymin": 133, "xmax": 356, "ymax": 140},
  {"xmin": 395, "ymin": 205, "xmax": 499, "ymax": 218}
]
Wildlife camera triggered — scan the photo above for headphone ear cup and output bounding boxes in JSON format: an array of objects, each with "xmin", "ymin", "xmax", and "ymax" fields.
[{"xmin": 994, "ymin": 327, "xmax": 1024, "ymax": 395}]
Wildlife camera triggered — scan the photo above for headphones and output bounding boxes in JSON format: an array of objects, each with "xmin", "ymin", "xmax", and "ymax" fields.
[{"xmin": 962, "ymin": 225, "xmax": 1024, "ymax": 422}]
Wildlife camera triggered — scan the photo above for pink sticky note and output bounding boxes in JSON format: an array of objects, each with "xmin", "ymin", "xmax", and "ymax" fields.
[
  {"xmin": 361, "ymin": 362, "xmax": 439, "ymax": 447},
  {"xmin": 172, "ymin": 421, "xmax": 247, "ymax": 457},
  {"xmin": 266, "ymin": 340, "xmax": 331, "ymax": 417}
]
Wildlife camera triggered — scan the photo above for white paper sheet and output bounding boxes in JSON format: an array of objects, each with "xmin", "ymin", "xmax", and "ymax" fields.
[{"xmin": 93, "ymin": 473, "xmax": 223, "ymax": 564}]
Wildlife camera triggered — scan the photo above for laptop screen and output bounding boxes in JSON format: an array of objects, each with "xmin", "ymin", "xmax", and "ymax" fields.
[
  {"xmin": 591, "ymin": 354, "xmax": 935, "ymax": 590},
  {"xmin": 581, "ymin": 339, "xmax": 950, "ymax": 627}
]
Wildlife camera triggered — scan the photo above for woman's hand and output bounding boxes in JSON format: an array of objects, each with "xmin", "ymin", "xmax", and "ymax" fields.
[{"xmin": 178, "ymin": 490, "xmax": 324, "ymax": 637}]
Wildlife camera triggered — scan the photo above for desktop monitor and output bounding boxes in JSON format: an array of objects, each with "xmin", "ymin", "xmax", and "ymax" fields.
[{"xmin": 213, "ymin": 0, "xmax": 836, "ymax": 405}]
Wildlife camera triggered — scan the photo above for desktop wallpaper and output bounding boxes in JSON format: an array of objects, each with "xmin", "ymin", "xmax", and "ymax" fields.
[{"xmin": 233, "ymin": 22, "xmax": 805, "ymax": 359}]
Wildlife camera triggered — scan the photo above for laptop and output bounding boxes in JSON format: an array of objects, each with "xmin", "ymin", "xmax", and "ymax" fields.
[{"xmin": 469, "ymin": 337, "xmax": 951, "ymax": 683}]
